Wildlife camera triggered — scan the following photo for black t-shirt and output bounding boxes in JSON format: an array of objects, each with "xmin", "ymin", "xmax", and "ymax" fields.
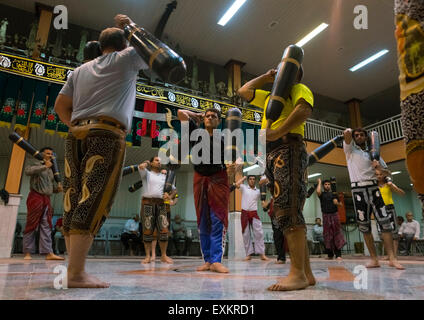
[
  {"xmin": 188, "ymin": 119, "xmax": 226, "ymax": 176},
  {"xmin": 318, "ymin": 191, "xmax": 338, "ymax": 214}
]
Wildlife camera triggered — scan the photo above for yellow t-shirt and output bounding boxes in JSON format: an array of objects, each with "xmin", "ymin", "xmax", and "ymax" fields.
[
  {"xmin": 379, "ymin": 184, "xmax": 394, "ymax": 205},
  {"xmin": 248, "ymin": 83, "xmax": 314, "ymax": 136}
]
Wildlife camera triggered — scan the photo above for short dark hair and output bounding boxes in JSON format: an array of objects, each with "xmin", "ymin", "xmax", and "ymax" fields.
[
  {"xmin": 323, "ymin": 180, "xmax": 331, "ymax": 184},
  {"xmin": 83, "ymin": 41, "xmax": 102, "ymax": 62},
  {"xmin": 397, "ymin": 216, "xmax": 404, "ymax": 223},
  {"xmin": 247, "ymin": 175, "xmax": 256, "ymax": 180},
  {"xmin": 99, "ymin": 27, "xmax": 127, "ymax": 52},
  {"xmin": 352, "ymin": 128, "xmax": 368, "ymax": 138},
  {"xmin": 150, "ymin": 156, "xmax": 160, "ymax": 162},
  {"xmin": 40, "ymin": 147, "xmax": 53, "ymax": 153},
  {"xmin": 204, "ymin": 108, "xmax": 221, "ymax": 120}
]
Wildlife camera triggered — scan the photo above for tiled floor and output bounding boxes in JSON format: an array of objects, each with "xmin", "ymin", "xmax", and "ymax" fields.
[{"xmin": 1, "ymin": 255, "xmax": 424, "ymax": 300}]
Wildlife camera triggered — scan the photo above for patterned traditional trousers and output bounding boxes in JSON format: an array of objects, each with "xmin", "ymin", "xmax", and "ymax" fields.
[
  {"xmin": 141, "ymin": 198, "xmax": 170, "ymax": 242},
  {"xmin": 62, "ymin": 122, "xmax": 126, "ymax": 235},
  {"xmin": 395, "ymin": 0, "xmax": 424, "ymax": 212},
  {"xmin": 323, "ymin": 212, "xmax": 346, "ymax": 258},
  {"xmin": 265, "ymin": 134, "xmax": 308, "ymax": 233}
]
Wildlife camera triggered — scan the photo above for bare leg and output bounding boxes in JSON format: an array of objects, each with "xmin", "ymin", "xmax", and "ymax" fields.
[
  {"xmin": 142, "ymin": 242, "xmax": 151, "ymax": 264},
  {"xmin": 393, "ymin": 239, "xmax": 399, "ymax": 259},
  {"xmin": 64, "ymin": 235, "xmax": 70, "ymax": 256},
  {"xmin": 159, "ymin": 240, "xmax": 173, "ymax": 264},
  {"xmin": 67, "ymin": 234, "xmax": 109, "ymax": 288},
  {"xmin": 381, "ymin": 232, "xmax": 404, "ymax": 270},
  {"xmin": 151, "ymin": 239, "xmax": 157, "ymax": 260},
  {"xmin": 304, "ymin": 241, "xmax": 316, "ymax": 286},
  {"xmin": 362, "ymin": 233, "xmax": 380, "ymax": 268},
  {"xmin": 268, "ymin": 227, "xmax": 309, "ymax": 291}
]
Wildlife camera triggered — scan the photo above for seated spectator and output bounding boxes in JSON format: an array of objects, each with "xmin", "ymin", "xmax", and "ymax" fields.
[
  {"xmin": 398, "ymin": 212, "xmax": 420, "ymax": 256},
  {"xmin": 312, "ymin": 218, "xmax": 325, "ymax": 255},
  {"xmin": 171, "ymin": 214, "xmax": 192, "ymax": 256},
  {"xmin": 121, "ymin": 215, "xmax": 142, "ymax": 256}
]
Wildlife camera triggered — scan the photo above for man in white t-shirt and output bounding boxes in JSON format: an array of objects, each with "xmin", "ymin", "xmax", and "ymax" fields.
[
  {"xmin": 235, "ymin": 175, "xmax": 269, "ymax": 261},
  {"xmin": 138, "ymin": 156, "xmax": 173, "ymax": 264},
  {"xmin": 343, "ymin": 128, "xmax": 403, "ymax": 270}
]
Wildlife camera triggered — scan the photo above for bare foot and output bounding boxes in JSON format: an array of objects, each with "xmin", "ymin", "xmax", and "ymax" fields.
[
  {"xmin": 336, "ymin": 257, "xmax": 343, "ymax": 261},
  {"xmin": 275, "ymin": 260, "xmax": 286, "ymax": 264},
  {"xmin": 196, "ymin": 262, "xmax": 211, "ymax": 271},
  {"xmin": 260, "ymin": 254, "xmax": 270, "ymax": 261},
  {"xmin": 142, "ymin": 257, "xmax": 151, "ymax": 264},
  {"xmin": 366, "ymin": 260, "xmax": 381, "ymax": 268},
  {"xmin": 210, "ymin": 262, "xmax": 229, "ymax": 273},
  {"xmin": 24, "ymin": 253, "xmax": 32, "ymax": 260},
  {"xmin": 243, "ymin": 255, "xmax": 252, "ymax": 261},
  {"xmin": 67, "ymin": 271, "xmax": 110, "ymax": 288},
  {"xmin": 268, "ymin": 273, "xmax": 309, "ymax": 291},
  {"xmin": 46, "ymin": 253, "xmax": 65, "ymax": 260},
  {"xmin": 151, "ymin": 255, "xmax": 156, "ymax": 261},
  {"xmin": 160, "ymin": 255, "xmax": 173, "ymax": 264},
  {"xmin": 389, "ymin": 260, "xmax": 405, "ymax": 270},
  {"xmin": 382, "ymin": 256, "xmax": 389, "ymax": 261}
]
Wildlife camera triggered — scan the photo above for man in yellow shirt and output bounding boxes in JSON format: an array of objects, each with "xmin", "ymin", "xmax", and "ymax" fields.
[{"xmin": 238, "ymin": 66, "xmax": 315, "ymax": 291}]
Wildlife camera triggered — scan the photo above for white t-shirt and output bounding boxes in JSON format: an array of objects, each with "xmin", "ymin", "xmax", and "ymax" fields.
[
  {"xmin": 240, "ymin": 184, "xmax": 260, "ymax": 211},
  {"xmin": 343, "ymin": 140, "xmax": 387, "ymax": 183},
  {"xmin": 139, "ymin": 168, "xmax": 166, "ymax": 199}
]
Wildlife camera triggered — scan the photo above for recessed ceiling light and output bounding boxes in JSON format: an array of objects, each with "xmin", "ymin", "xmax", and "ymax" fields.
[
  {"xmin": 243, "ymin": 164, "xmax": 259, "ymax": 172},
  {"xmin": 392, "ymin": 171, "xmax": 401, "ymax": 175},
  {"xmin": 217, "ymin": 0, "xmax": 248, "ymax": 26},
  {"xmin": 295, "ymin": 23, "xmax": 329, "ymax": 47},
  {"xmin": 349, "ymin": 49, "xmax": 389, "ymax": 72},
  {"xmin": 308, "ymin": 173, "xmax": 322, "ymax": 178}
]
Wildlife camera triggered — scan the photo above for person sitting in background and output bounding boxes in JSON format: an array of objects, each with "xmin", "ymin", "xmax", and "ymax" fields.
[
  {"xmin": 121, "ymin": 215, "xmax": 142, "ymax": 256},
  {"xmin": 398, "ymin": 212, "xmax": 420, "ymax": 256},
  {"xmin": 312, "ymin": 218, "xmax": 325, "ymax": 255},
  {"xmin": 171, "ymin": 214, "xmax": 192, "ymax": 256}
]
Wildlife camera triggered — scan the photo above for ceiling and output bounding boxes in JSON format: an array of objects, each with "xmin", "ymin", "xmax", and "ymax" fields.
[{"xmin": 1, "ymin": 0, "xmax": 401, "ymax": 107}]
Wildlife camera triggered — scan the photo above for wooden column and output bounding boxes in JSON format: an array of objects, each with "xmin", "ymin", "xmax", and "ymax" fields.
[
  {"xmin": 4, "ymin": 128, "xmax": 29, "ymax": 194},
  {"xmin": 346, "ymin": 98, "xmax": 362, "ymax": 128},
  {"xmin": 224, "ymin": 59, "xmax": 245, "ymax": 213},
  {"xmin": 32, "ymin": 3, "xmax": 54, "ymax": 59}
]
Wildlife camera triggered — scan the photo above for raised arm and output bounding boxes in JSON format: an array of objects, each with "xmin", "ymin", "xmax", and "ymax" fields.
[
  {"xmin": 316, "ymin": 178, "xmax": 322, "ymax": 197},
  {"xmin": 237, "ymin": 69, "xmax": 276, "ymax": 102}
]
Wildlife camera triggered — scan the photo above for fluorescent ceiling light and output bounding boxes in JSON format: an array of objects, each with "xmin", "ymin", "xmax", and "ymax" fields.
[
  {"xmin": 391, "ymin": 171, "xmax": 401, "ymax": 175},
  {"xmin": 308, "ymin": 173, "xmax": 322, "ymax": 179},
  {"xmin": 243, "ymin": 164, "xmax": 259, "ymax": 173},
  {"xmin": 349, "ymin": 49, "xmax": 389, "ymax": 72},
  {"xmin": 217, "ymin": 0, "xmax": 247, "ymax": 26},
  {"xmin": 295, "ymin": 23, "xmax": 329, "ymax": 47}
]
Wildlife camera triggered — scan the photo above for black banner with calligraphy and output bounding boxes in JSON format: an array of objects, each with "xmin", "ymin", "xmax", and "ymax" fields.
[{"xmin": 0, "ymin": 51, "xmax": 263, "ymax": 125}]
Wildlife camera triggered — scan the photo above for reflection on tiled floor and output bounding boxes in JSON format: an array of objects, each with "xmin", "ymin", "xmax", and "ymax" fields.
[{"xmin": 1, "ymin": 255, "xmax": 424, "ymax": 300}]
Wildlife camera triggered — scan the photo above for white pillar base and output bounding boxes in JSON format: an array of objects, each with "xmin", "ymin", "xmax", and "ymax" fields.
[
  {"xmin": 227, "ymin": 211, "xmax": 245, "ymax": 260},
  {"xmin": 0, "ymin": 194, "xmax": 22, "ymax": 258}
]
